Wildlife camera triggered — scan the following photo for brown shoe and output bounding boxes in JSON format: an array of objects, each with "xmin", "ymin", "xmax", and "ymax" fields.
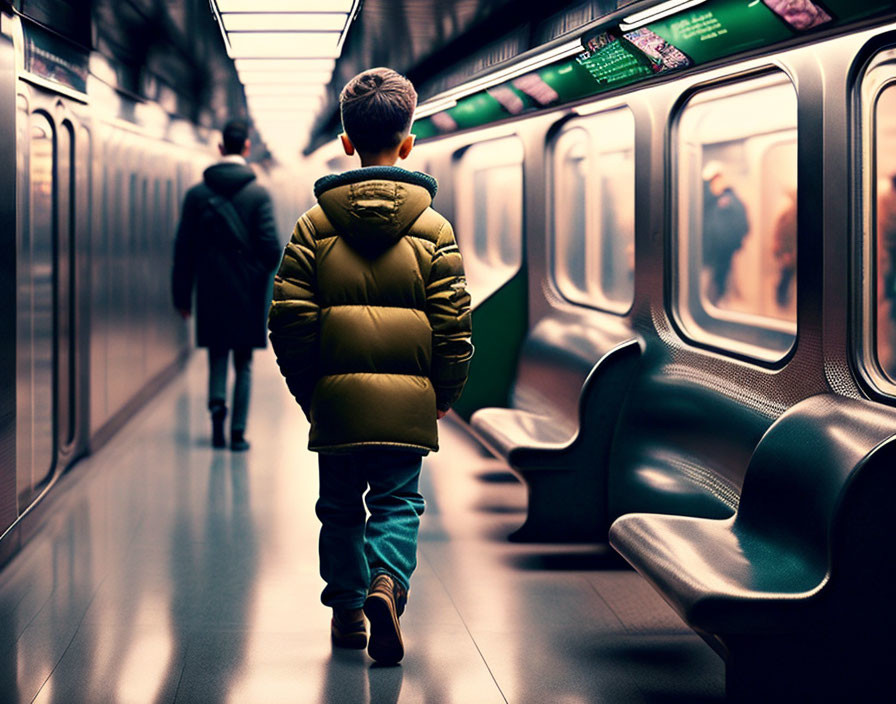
[
  {"xmin": 331, "ymin": 608, "xmax": 367, "ymax": 649},
  {"xmin": 364, "ymin": 574, "xmax": 404, "ymax": 664}
]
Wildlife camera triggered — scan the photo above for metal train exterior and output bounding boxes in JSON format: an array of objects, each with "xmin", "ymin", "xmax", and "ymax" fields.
[
  {"xmin": 0, "ymin": 9, "xmax": 302, "ymax": 561},
  {"xmin": 302, "ymin": 7, "xmax": 896, "ymax": 509}
]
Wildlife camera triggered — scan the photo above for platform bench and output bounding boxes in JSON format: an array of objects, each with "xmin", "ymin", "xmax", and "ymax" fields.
[
  {"xmin": 609, "ymin": 393, "xmax": 896, "ymax": 702},
  {"xmin": 469, "ymin": 313, "xmax": 640, "ymax": 541}
]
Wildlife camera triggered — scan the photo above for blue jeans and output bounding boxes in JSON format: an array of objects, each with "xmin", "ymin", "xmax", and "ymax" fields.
[
  {"xmin": 317, "ymin": 451, "xmax": 425, "ymax": 610},
  {"xmin": 208, "ymin": 347, "xmax": 251, "ymax": 432}
]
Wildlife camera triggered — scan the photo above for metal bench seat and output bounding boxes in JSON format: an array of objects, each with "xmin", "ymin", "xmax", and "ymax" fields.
[
  {"xmin": 469, "ymin": 313, "xmax": 640, "ymax": 541},
  {"xmin": 609, "ymin": 393, "xmax": 896, "ymax": 701}
]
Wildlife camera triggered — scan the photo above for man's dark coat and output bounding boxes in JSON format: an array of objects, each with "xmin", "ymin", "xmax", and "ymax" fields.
[{"xmin": 172, "ymin": 161, "xmax": 283, "ymax": 349}]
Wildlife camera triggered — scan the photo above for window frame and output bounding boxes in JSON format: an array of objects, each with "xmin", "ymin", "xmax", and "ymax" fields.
[
  {"xmin": 549, "ymin": 105, "xmax": 636, "ymax": 315},
  {"xmin": 453, "ymin": 134, "xmax": 525, "ymax": 304},
  {"xmin": 669, "ymin": 68, "xmax": 800, "ymax": 366},
  {"xmin": 856, "ymin": 46, "xmax": 896, "ymax": 400}
]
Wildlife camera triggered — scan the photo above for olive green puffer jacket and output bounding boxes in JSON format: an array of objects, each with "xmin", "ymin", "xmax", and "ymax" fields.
[{"xmin": 268, "ymin": 167, "xmax": 473, "ymax": 454}]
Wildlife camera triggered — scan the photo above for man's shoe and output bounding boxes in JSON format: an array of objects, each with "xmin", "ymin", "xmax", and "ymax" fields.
[
  {"xmin": 211, "ymin": 405, "xmax": 227, "ymax": 449},
  {"xmin": 331, "ymin": 608, "xmax": 367, "ymax": 649},
  {"xmin": 230, "ymin": 430, "xmax": 250, "ymax": 452},
  {"xmin": 364, "ymin": 574, "xmax": 404, "ymax": 664}
]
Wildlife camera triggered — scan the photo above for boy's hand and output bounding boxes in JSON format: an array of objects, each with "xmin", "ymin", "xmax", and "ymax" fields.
[{"xmin": 437, "ymin": 409, "xmax": 449, "ymax": 420}]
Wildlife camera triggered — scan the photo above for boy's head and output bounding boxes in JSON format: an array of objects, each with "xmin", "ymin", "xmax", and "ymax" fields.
[
  {"xmin": 221, "ymin": 119, "xmax": 250, "ymax": 157},
  {"xmin": 339, "ymin": 67, "xmax": 417, "ymax": 164}
]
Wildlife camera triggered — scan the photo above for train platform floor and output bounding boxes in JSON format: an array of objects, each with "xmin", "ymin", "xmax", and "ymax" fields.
[{"xmin": 0, "ymin": 351, "xmax": 724, "ymax": 703}]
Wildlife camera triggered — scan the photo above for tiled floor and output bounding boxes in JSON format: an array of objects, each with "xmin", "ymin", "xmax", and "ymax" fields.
[{"xmin": 0, "ymin": 351, "xmax": 724, "ymax": 703}]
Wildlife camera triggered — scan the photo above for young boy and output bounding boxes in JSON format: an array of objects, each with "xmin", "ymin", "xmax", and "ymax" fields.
[{"xmin": 268, "ymin": 67, "xmax": 473, "ymax": 665}]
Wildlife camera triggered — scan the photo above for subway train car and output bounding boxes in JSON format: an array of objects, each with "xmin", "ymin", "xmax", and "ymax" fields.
[
  {"xmin": 0, "ymin": 2, "xmax": 301, "ymax": 561},
  {"xmin": 3, "ymin": 0, "xmax": 896, "ymax": 701},
  {"xmin": 305, "ymin": 0, "xmax": 896, "ymax": 699}
]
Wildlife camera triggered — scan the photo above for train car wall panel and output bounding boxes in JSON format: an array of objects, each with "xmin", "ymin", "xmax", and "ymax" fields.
[{"xmin": 0, "ymin": 33, "xmax": 17, "ymax": 535}]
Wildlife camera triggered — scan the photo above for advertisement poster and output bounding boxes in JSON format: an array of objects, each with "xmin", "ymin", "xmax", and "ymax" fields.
[
  {"xmin": 762, "ymin": 0, "xmax": 832, "ymax": 30},
  {"xmin": 645, "ymin": 0, "xmax": 793, "ymax": 65},
  {"xmin": 24, "ymin": 23, "xmax": 88, "ymax": 94}
]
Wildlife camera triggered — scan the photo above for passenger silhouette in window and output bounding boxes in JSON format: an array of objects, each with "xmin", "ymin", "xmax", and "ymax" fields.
[
  {"xmin": 877, "ymin": 174, "xmax": 896, "ymax": 375},
  {"xmin": 772, "ymin": 189, "xmax": 797, "ymax": 308},
  {"xmin": 702, "ymin": 161, "xmax": 750, "ymax": 305}
]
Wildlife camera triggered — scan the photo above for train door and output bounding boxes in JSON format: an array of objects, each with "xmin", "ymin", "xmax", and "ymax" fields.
[{"xmin": 15, "ymin": 93, "xmax": 84, "ymax": 509}]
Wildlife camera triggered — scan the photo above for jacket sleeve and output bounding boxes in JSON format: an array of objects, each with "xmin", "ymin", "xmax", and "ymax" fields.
[
  {"xmin": 252, "ymin": 190, "xmax": 285, "ymax": 272},
  {"xmin": 426, "ymin": 221, "xmax": 474, "ymax": 411},
  {"xmin": 171, "ymin": 190, "xmax": 198, "ymax": 311},
  {"xmin": 268, "ymin": 214, "xmax": 319, "ymax": 415}
]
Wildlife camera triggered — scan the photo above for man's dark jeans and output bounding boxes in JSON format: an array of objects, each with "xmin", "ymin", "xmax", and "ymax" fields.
[
  {"xmin": 208, "ymin": 347, "xmax": 252, "ymax": 432},
  {"xmin": 317, "ymin": 450, "xmax": 425, "ymax": 610}
]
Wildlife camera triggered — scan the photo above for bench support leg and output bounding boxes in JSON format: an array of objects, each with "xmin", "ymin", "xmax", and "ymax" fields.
[{"xmin": 509, "ymin": 469, "xmax": 607, "ymax": 543}]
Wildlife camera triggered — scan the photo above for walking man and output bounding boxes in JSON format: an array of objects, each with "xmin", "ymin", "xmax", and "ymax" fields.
[{"xmin": 172, "ymin": 119, "xmax": 282, "ymax": 450}]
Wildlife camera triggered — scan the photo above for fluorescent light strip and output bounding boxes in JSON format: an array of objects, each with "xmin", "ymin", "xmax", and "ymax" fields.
[
  {"xmin": 618, "ymin": 0, "xmax": 707, "ymax": 31},
  {"xmin": 221, "ymin": 13, "xmax": 348, "ymax": 32},
  {"xmin": 238, "ymin": 71, "xmax": 333, "ymax": 85},
  {"xmin": 228, "ymin": 32, "xmax": 341, "ymax": 59},
  {"xmin": 414, "ymin": 38, "xmax": 583, "ymax": 117},
  {"xmin": 234, "ymin": 58, "xmax": 335, "ymax": 73},
  {"xmin": 414, "ymin": 98, "xmax": 458, "ymax": 120},
  {"xmin": 247, "ymin": 96, "xmax": 321, "ymax": 114},
  {"xmin": 244, "ymin": 84, "xmax": 325, "ymax": 97},
  {"xmin": 217, "ymin": 0, "xmax": 354, "ymax": 11}
]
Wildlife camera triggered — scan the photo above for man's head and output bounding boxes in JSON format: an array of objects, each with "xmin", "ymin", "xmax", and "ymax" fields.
[
  {"xmin": 220, "ymin": 119, "xmax": 250, "ymax": 157},
  {"xmin": 702, "ymin": 161, "xmax": 726, "ymax": 196},
  {"xmin": 339, "ymin": 67, "xmax": 417, "ymax": 165}
]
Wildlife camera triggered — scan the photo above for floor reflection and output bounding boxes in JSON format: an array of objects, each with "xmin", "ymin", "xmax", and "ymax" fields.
[
  {"xmin": 173, "ymin": 451, "xmax": 258, "ymax": 701},
  {"xmin": 0, "ymin": 353, "xmax": 724, "ymax": 702}
]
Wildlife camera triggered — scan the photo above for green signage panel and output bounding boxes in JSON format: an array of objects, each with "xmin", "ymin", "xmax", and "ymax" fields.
[
  {"xmin": 646, "ymin": 0, "xmax": 793, "ymax": 66},
  {"xmin": 822, "ymin": 0, "xmax": 893, "ymax": 22},
  {"xmin": 448, "ymin": 92, "xmax": 508, "ymax": 129}
]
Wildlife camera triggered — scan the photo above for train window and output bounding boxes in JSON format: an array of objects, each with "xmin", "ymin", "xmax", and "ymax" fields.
[
  {"xmin": 675, "ymin": 72, "xmax": 798, "ymax": 362},
  {"xmin": 861, "ymin": 50, "xmax": 896, "ymax": 394},
  {"xmin": 553, "ymin": 108, "xmax": 635, "ymax": 313},
  {"xmin": 28, "ymin": 112, "xmax": 56, "ymax": 487},
  {"xmin": 455, "ymin": 136, "xmax": 524, "ymax": 302}
]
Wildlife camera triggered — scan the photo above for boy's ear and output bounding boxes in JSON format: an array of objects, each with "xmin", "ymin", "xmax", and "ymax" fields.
[
  {"xmin": 340, "ymin": 133, "xmax": 355, "ymax": 156},
  {"xmin": 398, "ymin": 133, "xmax": 415, "ymax": 160}
]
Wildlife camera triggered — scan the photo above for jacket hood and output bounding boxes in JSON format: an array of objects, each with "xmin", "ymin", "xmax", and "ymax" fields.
[
  {"xmin": 203, "ymin": 162, "xmax": 257, "ymax": 196},
  {"xmin": 314, "ymin": 167, "xmax": 438, "ymax": 256}
]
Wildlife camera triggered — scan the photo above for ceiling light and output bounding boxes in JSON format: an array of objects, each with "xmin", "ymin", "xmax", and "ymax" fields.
[
  {"xmin": 217, "ymin": 0, "xmax": 354, "ymax": 11},
  {"xmin": 618, "ymin": 0, "xmax": 707, "ymax": 31},
  {"xmin": 234, "ymin": 59, "xmax": 335, "ymax": 73},
  {"xmin": 237, "ymin": 71, "xmax": 333, "ymax": 85},
  {"xmin": 248, "ymin": 99, "xmax": 322, "ymax": 111},
  {"xmin": 221, "ymin": 13, "xmax": 348, "ymax": 32},
  {"xmin": 244, "ymin": 84, "xmax": 325, "ymax": 97},
  {"xmin": 228, "ymin": 32, "xmax": 341, "ymax": 59}
]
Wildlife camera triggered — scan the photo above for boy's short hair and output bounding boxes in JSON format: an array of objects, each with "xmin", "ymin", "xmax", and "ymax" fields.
[
  {"xmin": 340, "ymin": 68, "xmax": 417, "ymax": 154},
  {"xmin": 222, "ymin": 119, "xmax": 250, "ymax": 155}
]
